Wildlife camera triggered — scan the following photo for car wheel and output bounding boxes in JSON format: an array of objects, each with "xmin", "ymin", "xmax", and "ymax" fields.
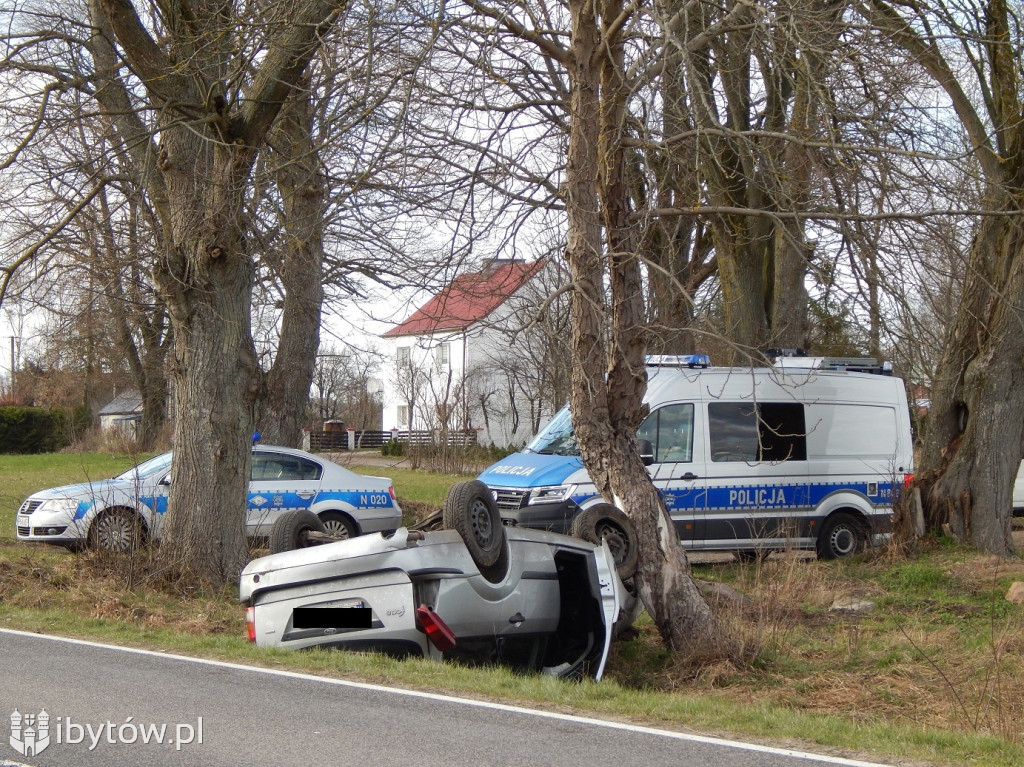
[
  {"xmin": 570, "ymin": 503, "xmax": 639, "ymax": 580},
  {"xmin": 816, "ymin": 512, "xmax": 865, "ymax": 560},
  {"xmin": 443, "ymin": 480, "xmax": 505, "ymax": 568},
  {"xmin": 88, "ymin": 509, "xmax": 146, "ymax": 554},
  {"xmin": 269, "ymin": 510, "xmax": 328, "ymax": 554},
  {"xmin": 318, "ymin": 511, "xmax": 357, "ymax": 539}
]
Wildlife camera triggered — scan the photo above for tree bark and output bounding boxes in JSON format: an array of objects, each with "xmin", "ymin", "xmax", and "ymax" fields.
[
  {"xmin": 256, "ymin": 83, "xmax": 325, "ymax": 447},
  {"xmin": 868, "ymin": 0, "xmax": 1023, "ymax": 555},
  {"xmin": 564, "ymin": 0, "xmax": 720, "ymax": 655},
  {"xmin": 91, "ymin": 0, "xmax": 345, "ymax": 585}
]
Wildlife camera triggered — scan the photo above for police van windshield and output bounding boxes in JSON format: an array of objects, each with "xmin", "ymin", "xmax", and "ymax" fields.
[{"xmin": 526, "ymin": 406, "xmax": 579, "ymax": 455}]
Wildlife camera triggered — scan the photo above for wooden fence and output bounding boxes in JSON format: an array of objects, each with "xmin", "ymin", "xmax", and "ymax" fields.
[{"xmin": 307, "ymin": 428, "xmax": 479, "ymax": 452}]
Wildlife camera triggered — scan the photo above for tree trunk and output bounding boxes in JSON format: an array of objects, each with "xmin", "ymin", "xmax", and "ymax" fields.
[
  {"xmin": 918, "ymin": 205, "xmax": 1024, "ymax": 555},
  {"xmin": 154, "ymin": 135, "xmax": 260, "ymax": 584},
  {"xmin": 866, "ymin": 0, "xmax": 1024, "ymax": 556},
  {"xmin": 92, "ymin": 0, "xmax": 345, "ymax": 585},
  {"xmin": 565, "ymin": 0, "xmax": 720, "ymax": 655},
  {"xmin": 256, "ymin": 84, "xmax": 325, "ymax": 447}
]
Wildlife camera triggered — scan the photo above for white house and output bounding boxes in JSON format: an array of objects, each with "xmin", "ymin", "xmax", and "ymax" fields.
[
  {"xmin": 98, "ymin": 390, "xmax": 143, "ymax": 438},
  {"xmin": 380, "ymin": 258, "xmax": 565, "ymax": 448}
]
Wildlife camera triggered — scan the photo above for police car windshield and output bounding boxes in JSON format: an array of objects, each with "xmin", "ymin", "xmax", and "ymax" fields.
[
  {"xmin": 526, "ymin": 407, "xmax": 579, "ymax": 455},
  {"xmin": 115, "ymin": 452, "xmax": 173, "ymax": 480}
]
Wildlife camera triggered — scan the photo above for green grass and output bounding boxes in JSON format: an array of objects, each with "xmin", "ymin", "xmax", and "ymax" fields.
[
  {"xmin": 350, "ymin": 465, "xmax": 473, "ymax": 505},
  {"xmin": 2, "ymin": 452, "xmax": 1024, "ymax": 766}
]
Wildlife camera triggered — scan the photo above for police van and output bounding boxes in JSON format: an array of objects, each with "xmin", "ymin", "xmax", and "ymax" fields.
[{"xmin": 478, "ymin": 354, "xmax": 914, "ymax": 559}]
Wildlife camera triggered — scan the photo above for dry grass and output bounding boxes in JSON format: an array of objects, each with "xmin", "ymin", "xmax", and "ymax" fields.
[
  {"xmin": 0, "ymin": 546, "xmax": 243, "ymax": 637},
  {"xmin": 607, "ymin": 544, "xmax": 1024, "ymax": 744}
]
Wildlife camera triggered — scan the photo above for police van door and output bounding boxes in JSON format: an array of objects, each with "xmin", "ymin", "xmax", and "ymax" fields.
[
  {"xmin": 701, "ymin": 401, "xmax": 810, "ymax": 551},
  {"xmin": 636, "ymin": 402, "xmax": 706, "ymax": 544}
]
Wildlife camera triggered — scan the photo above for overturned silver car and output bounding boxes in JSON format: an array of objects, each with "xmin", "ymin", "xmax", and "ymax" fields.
[{"xmin": 239, "ymin": 481, "xmax": 638, "ymax": 680}]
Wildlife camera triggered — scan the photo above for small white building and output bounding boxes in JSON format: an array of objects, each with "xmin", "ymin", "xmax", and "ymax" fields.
[
  {"xmin": 380, "ymin": 258, "xmax": 563, "ymax": 448},
  {"xmin": 98, "ymin": 390, "xmax": 143, "ymax": 438}
]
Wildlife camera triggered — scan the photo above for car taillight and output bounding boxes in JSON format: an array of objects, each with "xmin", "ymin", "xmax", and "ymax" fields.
[
  {"xmin": 388, "ymin": 486, "xmax": 397, "ymax": 503},
  {"xmin": 246, "ymin": 606, "xmax": 256, "ymax": 643},
  {"xmin": 415, "ymin": 605, "xmax": 456, "ymax": 652},
  {"xmin": 903, "ymin": 473, "xmax": 914, "ymax": 488}
]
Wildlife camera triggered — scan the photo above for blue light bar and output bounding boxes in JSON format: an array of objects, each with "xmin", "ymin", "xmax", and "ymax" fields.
[{"xmin": 645, "ymin": 354, "xmax": 711, "ymax": 368}]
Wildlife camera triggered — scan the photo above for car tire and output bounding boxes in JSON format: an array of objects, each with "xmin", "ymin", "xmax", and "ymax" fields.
[
  {"xmin": 88, "ymin": 508, "xmax": 146, "ymax": 554},
  {"xmin": 318, "ymin": 511, "xmax": 357, "ymax": 539},
  {"xmin": 816, "ymin": 512, "xmax": 865, "ymax": 560},
  {"xmin": 442, "ymin": 480, "xmax": 505, "ymax": 568},
  {"xmin": 570, "ymin": 503, "xmax": 639, "ymax": 580},
  {"xmin": 269, "ymin": 510, "xmax": 328, "ymax": 554}
]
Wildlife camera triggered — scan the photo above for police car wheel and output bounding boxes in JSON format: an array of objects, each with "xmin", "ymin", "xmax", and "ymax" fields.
[
  {"xmin": 443, "ymin": 480, "xmax": 505, "ymax": 569},
  {"xmin": 88, "ymin": 508, "xmax": 146, "ymax": 553},
  {"xmin": 269, "ymin": 510, "xmax": 328, "ymax": 554},
  {"xmin": 817, "ymin": 513, "xmax": 865, "ymax": 560},
  {"xmin": 571, "ymin": 504, "xmax": 639, "ymax": 580},
  {"xmin": 318, "ymin": 511, "xmax": 357, "ymax": 539}
]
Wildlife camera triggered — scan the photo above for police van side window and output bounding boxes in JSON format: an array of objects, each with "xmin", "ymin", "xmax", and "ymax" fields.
[
  {"xmin": 637, "ymin": 404, "xmax": 694, "ymax": 463},
  {"xmin": 709, "ymin": 402, "xmax": 806, "ymax": 462}
]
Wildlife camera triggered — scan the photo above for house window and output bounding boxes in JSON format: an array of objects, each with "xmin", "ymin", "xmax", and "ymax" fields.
[
  {"xmin": 397, "ymin": 405, "xmax": 410, "ymax": 427},
  {"xmin": 435, "ymin": 343, "xmax": 450, "ymax": 368},
  {"xmin": 397, "ymin": 347, "xmax": 410, "ymax": 367}
]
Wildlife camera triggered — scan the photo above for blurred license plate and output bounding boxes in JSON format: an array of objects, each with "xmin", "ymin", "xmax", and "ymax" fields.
[{"xmin": 292, "ymin": 606, "xmax": 371, "ymax": 629}]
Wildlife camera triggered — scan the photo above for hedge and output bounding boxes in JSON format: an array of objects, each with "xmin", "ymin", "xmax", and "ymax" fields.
[{"xmin": 0, "ymin": 406, "xmax": 91, "ymax": 454}]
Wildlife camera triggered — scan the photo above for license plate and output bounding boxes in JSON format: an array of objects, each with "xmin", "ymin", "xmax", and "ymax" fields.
[
  {"xmin": 292, "ymin": 606, "xmax": 372, "ymax": 629},
  {"xmin": 16, "ymin": 515, "xmax": 29, "ymax": 526}
]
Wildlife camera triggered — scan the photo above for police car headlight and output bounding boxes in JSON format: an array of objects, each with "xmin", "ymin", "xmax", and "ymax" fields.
[
  {"xmin": 528, "ymin": 485, "xmax": 573, "ymax": 505},
  {"xmin": 36, "ymin": 498, "xmax": 82, "ymax": 519}
]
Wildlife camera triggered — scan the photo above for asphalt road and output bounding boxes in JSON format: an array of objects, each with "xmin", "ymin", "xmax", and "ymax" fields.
[{"xmin": 0, "ymin": 629, "xmax": 892, "ymax": 767}]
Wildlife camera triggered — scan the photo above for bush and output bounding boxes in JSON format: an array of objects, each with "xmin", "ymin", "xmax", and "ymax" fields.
[
  {"xmin": 380, "ymin": 438, "xmax": 405, "ymax": 457},
  {"xmin": 0, "ymin": 406, "xmax": 80, "ymax": 453}
]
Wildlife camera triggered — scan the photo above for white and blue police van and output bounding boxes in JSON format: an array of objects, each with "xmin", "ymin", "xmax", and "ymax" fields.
[{"xmin": 478, "ymin": 354, "xmax": 914, "ymax": 559}]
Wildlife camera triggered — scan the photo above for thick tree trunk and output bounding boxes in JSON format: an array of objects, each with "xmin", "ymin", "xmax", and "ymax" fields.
[
  {"xmin": 256, "ymin": 86, "xmax": 324, "ymax": 447},
  {"xmin": 153, "ymin": 132, "xmax": 260, "ymax": 584},
  {"xmin": 866, "ymin": 0, "xmax": 1024, "ymax": 557},
  {"xmin": 565, "ymin": 0, "xmax": 720, "ymax": 655},
  {"xmin": 918, "ymin": 206, "xmax": 1024, "ymax": 555},
  {"xmin": 92, "ymin": 0, "xmax": 344, "ymax": 586}
]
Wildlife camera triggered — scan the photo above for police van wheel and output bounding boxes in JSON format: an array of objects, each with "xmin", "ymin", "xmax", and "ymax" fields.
[
  {"xmin": 443, "ymin": 480, "xmax": 505, "ymax": 569},
  {"xmin": 816, "ymin": 513, "xmax": 865, "ymax": 560},
  {"xmin": 571, "ymin": 504, "xmax": 639, "ymax": 580},
  {"xmin": 270, "ymin": 510, "xmax": 328, "ymax": 554}
]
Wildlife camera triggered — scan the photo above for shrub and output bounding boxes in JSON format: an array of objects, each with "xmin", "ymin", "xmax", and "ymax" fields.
[
  {"xmin": 380, "ymin": 438, "xmax": 405, "ymax": 457},
  {"xmin": 0, "ymin": 406, "xmax": 78, "ymax": 453}
]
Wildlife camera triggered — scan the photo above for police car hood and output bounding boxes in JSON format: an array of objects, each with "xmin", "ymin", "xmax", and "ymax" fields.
[
  {"xmin": 477, "ymin": 451, "xmax": 583, "ymax": 488},
  {"xmin": 28, "ymin": 478, "xmax": 131, "ymax": 501}
]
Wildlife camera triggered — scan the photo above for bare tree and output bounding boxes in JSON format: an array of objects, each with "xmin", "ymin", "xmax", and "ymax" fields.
[{"xmin": 864, "ymin": 0, "xmax": 1024, "ymax": 555}]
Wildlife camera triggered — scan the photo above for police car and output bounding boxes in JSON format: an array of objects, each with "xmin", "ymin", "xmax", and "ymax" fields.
[
  {"xmin": 479, "ymin": 353, "xmax": 915, "ymax": 560},
  {"xmin": 15, "ymin": 445, "xmax": 401, "ymax": 552}
]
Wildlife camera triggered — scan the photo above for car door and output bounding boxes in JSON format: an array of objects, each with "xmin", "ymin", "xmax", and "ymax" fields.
[
  {"xmin": 636, "ymin": 402, "xmax": 707, "ymax": 544},
  {"xmin": 701, "ymin": 401, "xmax": 809, "ymax": 551},
  {"xmin": 247, "ymin": 451, "xmax": 324, "ymax": 537}
]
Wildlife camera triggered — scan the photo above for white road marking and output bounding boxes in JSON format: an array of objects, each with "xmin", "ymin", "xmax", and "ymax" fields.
[{"xmin": 0, "ymin": 628, "xmax": 891, "ymax": 766}]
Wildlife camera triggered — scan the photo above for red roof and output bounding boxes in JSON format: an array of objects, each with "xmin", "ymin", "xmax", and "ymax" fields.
[{"xmin": 384, "ymin": 259, "xmax": 546, "ymax": 338}]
